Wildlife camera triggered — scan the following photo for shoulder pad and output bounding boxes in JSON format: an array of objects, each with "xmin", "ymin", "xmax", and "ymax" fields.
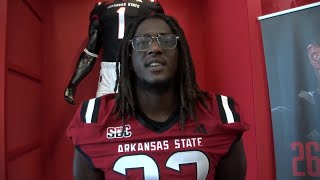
[
  {"xmin": 215, "ymin": 94, "xmax": 240, "ymax": 124},
  {"xmin": 90, "ymin": 1, "xmax": 110, "ymax": 20},
  {"xmin": 95, "ymin": 0, "xmax": 113, "ymax": 7},
  {"xmin": 80, "ymin": 97, "xmax": 102, "ymax": 124},
  {"xmin": 142, "ymin": 0, "xmax": 164, "ymax": 14}
]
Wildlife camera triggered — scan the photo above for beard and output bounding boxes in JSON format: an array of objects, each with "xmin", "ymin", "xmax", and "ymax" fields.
[{"xmin": 134, "ymin": 75, "xmax": 177, "ymax": 94}]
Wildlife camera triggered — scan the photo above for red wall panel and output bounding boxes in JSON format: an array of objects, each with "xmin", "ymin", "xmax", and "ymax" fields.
[
  {"xmin": 0, "ymin": 0, "xmax": 8, "ymax": 178},
  {"xmin": 5, "ymin": 0, "xmax": 44, "ymax": 179},
  {"xmin": 41, "ymin": 0, "xmax": 98, "ymax": 158},
  {"xmin": 42, "ymin": 1, "xmax": 100, "ymax": 179},
  {"xmin": 6, "ymin": 72, "xmax": 41, "ymax": 152},
  {"xmin": 43, "ymin": 133, "xmax": 74, "ymax": 180},
  {"xmin": 6, "ymin": 0, "xmax": 42, "ymax": 77},
  {"xmin": 247, "ymin": 0, "xmax": 276, "ymax": 179},
  {"xmin": 203, "ymin": 0, "xmax": 258, "ymax": 179},
  {"xmin": 8, "ymin": 149, "xmax": 42, "ymax": 180},
  {"xmin": 161, "ymin": 0, "xmax": 207, "ymax": 87}
]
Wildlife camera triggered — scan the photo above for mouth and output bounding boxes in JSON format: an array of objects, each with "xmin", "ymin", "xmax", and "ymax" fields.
[
  {"xmin": 312, "ymin": 57, "xmax": 320, "ymax": 65},
  {"xmin": 149, "ymin": 62, "xmax": 163, "ymax": 67},
  {"xmin": 146, "ymin": 57, "xmax": 166, "ymax": 67},
  {"xmin": 311, "ymin": 58, "xmax": 320, "ymax": 70},
  {"xmin": 145, "ymin": 58, "xmax": 166, "ymax": 72},
  {"xmin": 312, "ymin": 61, "xmax": 320, "ymax": 69}
]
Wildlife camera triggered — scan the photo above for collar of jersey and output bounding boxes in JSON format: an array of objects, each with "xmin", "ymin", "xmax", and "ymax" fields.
[{"xmin": 134, "ymin": 107, "xmax": 180, "ymax": 134}]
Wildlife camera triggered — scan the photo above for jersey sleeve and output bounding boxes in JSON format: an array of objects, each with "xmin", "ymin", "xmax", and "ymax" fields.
[
  {"xmin": 66, "ymin": 97, "xmax": 104, "ymax": 146},
  {"xmin": 208, "ymin": 94, "xmax": 250, "ymax": 160},
  {"xmin": 214, "ymin": 94, "xmax": 250, "ymax": 137}
]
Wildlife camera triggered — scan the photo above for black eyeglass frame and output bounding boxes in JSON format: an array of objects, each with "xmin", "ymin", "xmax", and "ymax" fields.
[{"xmin": 130, "ymin": 34, "xmax": 179, "ymax": 51}]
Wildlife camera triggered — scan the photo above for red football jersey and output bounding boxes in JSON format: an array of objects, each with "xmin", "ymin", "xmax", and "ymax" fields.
[{"xmin": 67, "ymin": 93, "xmax": 249, "ymax": 179}]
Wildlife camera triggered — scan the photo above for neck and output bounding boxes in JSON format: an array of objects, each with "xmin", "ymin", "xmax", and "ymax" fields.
[{"xmin": 134, "ymin": 81, "xmax": 178, "ymax": 122}]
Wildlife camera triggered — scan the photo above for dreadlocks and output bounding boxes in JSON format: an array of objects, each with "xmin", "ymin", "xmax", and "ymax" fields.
[{"xmin": 113, "ymin": 13, "xmax": 209, "ymax": 129}]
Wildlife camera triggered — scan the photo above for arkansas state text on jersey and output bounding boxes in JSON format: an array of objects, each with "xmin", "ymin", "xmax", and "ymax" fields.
[{"xmin": 67, "ymin": 93, "xmax": 249, "ymax": 180}]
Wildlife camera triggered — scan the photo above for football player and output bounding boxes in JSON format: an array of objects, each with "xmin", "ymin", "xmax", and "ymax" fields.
[{"xmin": 67, "ymin": 13, "xmax": 249, "ymax": 180}]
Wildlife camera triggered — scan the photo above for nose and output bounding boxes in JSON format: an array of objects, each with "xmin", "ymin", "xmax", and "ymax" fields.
[{"xmin": 147, "ymin": 39, "xmax": 163, "ymax": 55}]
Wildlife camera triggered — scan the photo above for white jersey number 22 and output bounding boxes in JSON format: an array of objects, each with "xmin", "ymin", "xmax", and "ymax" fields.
[{"xmin": 113, "ymin": 150, "xmax": 210, "ymax": 179}]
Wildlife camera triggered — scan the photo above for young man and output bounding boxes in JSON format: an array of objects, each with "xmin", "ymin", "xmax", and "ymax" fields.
[
  {"xmin": 67, "ymin": 13, "xmax": 249, "ymax": 180},
  {"xmin": 64, "ymin": 0, "xmax": 164, "ymax": 104}
]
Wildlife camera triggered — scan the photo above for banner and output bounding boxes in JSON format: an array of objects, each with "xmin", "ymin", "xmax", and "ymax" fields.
[{"xmin": 259, "ymin": 3, "xmax": 320, "ymax": 180}]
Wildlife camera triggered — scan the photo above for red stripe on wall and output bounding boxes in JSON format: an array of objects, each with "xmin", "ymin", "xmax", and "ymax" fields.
[
  {"xmin": 0, "ymin": 0, "xmax": 8, "ymax": 179},
  {"xmin": 246, "ymin": 0, "xmax": 276, "ymax": 179}
]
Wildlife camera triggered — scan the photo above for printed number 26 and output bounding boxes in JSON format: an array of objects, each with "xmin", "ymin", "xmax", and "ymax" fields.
[
  {"xmin": 113, "ymin": 150, "xmax": 209, "ymax": 180},
  {"xmin": 292, "ymin": 141, "xmax": 320, "ymax": 177}
]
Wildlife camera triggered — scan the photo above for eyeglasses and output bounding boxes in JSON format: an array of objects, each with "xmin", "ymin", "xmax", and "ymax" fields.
[{"xmin": 130, "ymin": 34, "xmax": 179, "ymax": 51}]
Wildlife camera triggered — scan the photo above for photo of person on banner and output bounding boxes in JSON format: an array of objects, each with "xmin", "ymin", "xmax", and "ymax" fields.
[
  {"xmin": 299, "ymin": 43, "xmax": 320, "ymax": 106},
  {"xmin": 295, "ymin": 40, "xmax": 320, "ymax": 138}
]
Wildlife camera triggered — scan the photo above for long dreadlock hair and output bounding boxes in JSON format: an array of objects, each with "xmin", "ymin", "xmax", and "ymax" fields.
[{"xmin": 113, "ymin": 13, "xmax": 210, "ymax": 129}]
